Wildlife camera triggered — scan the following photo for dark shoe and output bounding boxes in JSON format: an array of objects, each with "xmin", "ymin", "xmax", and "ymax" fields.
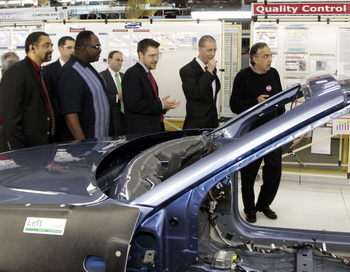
[
  {"xmin": 245, "ymin": 210, "xmax": 257, "ymax": 223},
  {"xmin": 260, "ymin": 207, "xmax": 277, "ymax": 219}
]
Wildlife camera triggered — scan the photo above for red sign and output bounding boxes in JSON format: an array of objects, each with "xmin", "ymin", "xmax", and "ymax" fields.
[
  {"xmin": 113, "ymin": 29, "xmax": 128, "ymax": 32},
  {"xmin": 253, "ymin": 3, "xmax": 350, "ymax": 16},
  {"xmin": 69, "ymin": 27, "xmax": 85, "ymax": 33}
]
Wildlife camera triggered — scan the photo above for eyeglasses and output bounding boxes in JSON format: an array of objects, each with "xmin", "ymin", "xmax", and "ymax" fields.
[
  {"xmin": 201, "ymin": 48, "xmax": 217, "ymax": 53},
  {"xmin": 256, "ymin": 54, "xmax": 273, "ymax": 59},
  {"xmin": 85, "ymin": 44, "xmax": 102, "ymax": 50},
  {"xmin": 146, "ymin": 53, "xmax": 162, "ymax": 59},
  {"xmin": 62, "ymin": 45, "xmax": 74, "ymax": 50}
]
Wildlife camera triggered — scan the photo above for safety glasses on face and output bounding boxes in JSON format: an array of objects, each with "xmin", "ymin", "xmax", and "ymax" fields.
[
  {"xmin": 145, "ymin": 53, "xmax": 162, "ymax": 59},
  {"xmin": 255, "ymin": 54, "xmax": 273, "ymax": 59},
  {"xmin": 84, "ymin": 44, "xmax": 102, "ymax": 50},
  {"xmin": 62, "ymin": 45, "xmax": 74, "ymax": 50},
  {"xmin": 201, "ymin": 48, "xmax": 217, "ymax": 53}
]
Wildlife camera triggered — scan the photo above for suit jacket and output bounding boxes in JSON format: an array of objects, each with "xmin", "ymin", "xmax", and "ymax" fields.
[
  {"xmin": 179, "ymin": 58, "xmax": 221, "ymax": 129},
  {"xmin": 1, "ymin": 57, "xmax": 53, "ymax": 151},
  {"xmin": 43, "ymin": 58, "xmax": 61, "ymax": 97},
  {"xmin": 100, "ymin": 69, "xmax": 124, "ymax": 136},
  {"xmin": 122, "ymin": 62, "xmax": 164, "ymax": 134}
]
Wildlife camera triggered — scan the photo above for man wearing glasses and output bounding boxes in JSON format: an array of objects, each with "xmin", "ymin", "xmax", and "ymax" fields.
[
  {"xmin": 43, "ymin": 36, "xmax": 75, "ymax": 142},
  {"xmin": 179, "ymin": 35, "xmax": 221, "ymax": 130},
  {"xmin": 122, "ymin": 38, "xmax": 180, "ymax": 134},
  {"xmin": 56, "ymin": 30, "xmax": 110, "ymax": 142},
  {"xmin": 230, "ymin": 42, "xmax": 286, "ymax": 224},
  {"xmin": 43, "ymin": 36, "xmax": 75, "ymax": 96}
]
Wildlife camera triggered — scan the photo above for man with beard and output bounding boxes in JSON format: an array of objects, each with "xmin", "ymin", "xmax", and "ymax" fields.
[
  {"xmin": 122, "ymin": 38, "xmax": 180, "ymax": 134},
  {"xmin": 1, "ymin": 31, "xmax": 55, "ymax": 151},
  {"xmin": 56, "ymin": 30, "xmax": 110, "ymax": 141},
  {"xmin": 230, "ymin": 42, "xmax": 285, "ymax": 224}
]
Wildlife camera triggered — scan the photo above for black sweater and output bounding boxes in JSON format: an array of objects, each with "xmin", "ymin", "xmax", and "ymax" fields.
[{"xmin": 230, "ymin": 66, "xmax": 285, "ymax": 130}]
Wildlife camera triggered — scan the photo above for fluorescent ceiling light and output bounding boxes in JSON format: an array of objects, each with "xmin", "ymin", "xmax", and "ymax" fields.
[{"xmin": 191, "ymin": 10, "xmax": 251, "ymax": 19}]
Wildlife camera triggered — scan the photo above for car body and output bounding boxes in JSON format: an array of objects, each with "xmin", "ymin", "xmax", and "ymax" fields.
[{"xmin": 1, "ymin": 74, "xmax": 350, "ymax": 272}]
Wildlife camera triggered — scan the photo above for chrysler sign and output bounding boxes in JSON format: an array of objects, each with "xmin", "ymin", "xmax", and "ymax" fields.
[
  {"xmin": 0, "ymin": 7, "xmax": 67, "ymax": 22},
  {"xmin": 253, "ymin": 3, "xmax": 350, "ymax": 16}
]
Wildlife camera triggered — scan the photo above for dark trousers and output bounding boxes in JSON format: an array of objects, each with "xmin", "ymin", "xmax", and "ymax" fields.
[{"xmin": 240, "ymin": 147, "xmax": 282, "ymax": 213}]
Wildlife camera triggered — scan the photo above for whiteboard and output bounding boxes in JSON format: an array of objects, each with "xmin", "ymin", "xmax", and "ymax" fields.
[{"xmin": 44, "ymin": 20, "xmax": 223, "ymax": 118}]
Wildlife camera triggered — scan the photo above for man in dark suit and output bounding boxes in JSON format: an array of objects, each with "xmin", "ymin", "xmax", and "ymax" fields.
[
  {"xmin": 43, "ymin": 36, "xmax": 75, "ymax": 142},
  {"xmin": 179, "ymin": 35, "xmax": 221, "ymax": 129},
  {"xmin": 1, "ymin": 31, "xmax": 55, "ymax": 151},
  {"xmin": 43, "ymin": 36, "xmax": 75, "ymax": 96},
  {"xmin": 1, "ymin": 51, "xmax": 19, "ymax": 72},
  {"xmin": 122, "ymin": 38, "xmax": 180, "ymax": 134},
  {"xmin": 100, "ymin": 50, "xmax": 125, "ymax": 136},
  {"xmin": 0, "ymin": 55, "xmax": 19, "ymax": 152}
]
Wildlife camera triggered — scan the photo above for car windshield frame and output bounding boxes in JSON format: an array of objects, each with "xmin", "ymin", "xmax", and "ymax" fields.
[{"xmin": 130, "ymin": 75, "xmax": 350, "ymax": 207}]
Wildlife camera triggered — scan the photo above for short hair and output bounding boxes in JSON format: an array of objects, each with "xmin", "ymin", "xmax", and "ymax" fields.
[
  {"xmin": 25, "ymin": 31, "xmax": 49, "ymax": 54},
  {"xmin": 75, "ymin": 30, "xmax": 94, "ymax": 47},
  {"xmin": 2, "ymin": 59, "xmax": 18, "ymax": 75},
  {"xmin": 137, "ymin": 39, "xmax": 160, "ymax": 55},
  {"xmin": 1, "ymin": 51, "xmax": 19, "ymax": 64},
  {"xmin": 58, "ymin": 36, "xmax": 75, "ymax": 47},
  {"xmin": 249, "ymin": 42, "xmax": 268, "ymax": 66},
  {"xmin": 198, "ymin": 35, "xmax": 216, "ymax": 48},
  {"xmin": 108, "ymin": 50, "xmax": 122, "ymax": 59}
]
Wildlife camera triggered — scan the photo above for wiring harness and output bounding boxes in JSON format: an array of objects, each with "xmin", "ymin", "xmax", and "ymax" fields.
[{"xmin": 199, "ymin": 185, "xmax": 350, "ymax": 271}]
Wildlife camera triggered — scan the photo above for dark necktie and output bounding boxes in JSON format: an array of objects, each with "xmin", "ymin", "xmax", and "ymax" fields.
[
  {"xmin": 40, "ymin": 71, "xmax": 55, "ymax": 137},
  {"xmin": 147, "ymin": 71, "xmax": 164, "ymax": 123},
  {"xmin": 205, "ymin": 66, "xmax": 216, "ymax": 99}
]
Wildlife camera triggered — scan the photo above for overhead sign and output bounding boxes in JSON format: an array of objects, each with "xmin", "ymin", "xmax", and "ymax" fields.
[
  {"xmin": 253, "ymin": 3, "xmax": 350, "ymax": 16},
  {"xmin": 125, "ymin": 22, "xmax": 142, "ymax": 29},
  {"xmin": 0, "ymin": 7, "xmax": 68, "ymax": 22}
]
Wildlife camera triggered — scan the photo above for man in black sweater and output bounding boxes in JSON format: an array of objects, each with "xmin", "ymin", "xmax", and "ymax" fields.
[{"xmin": 230, "ymin": 42, "xmax": 285, "ymax": 223}]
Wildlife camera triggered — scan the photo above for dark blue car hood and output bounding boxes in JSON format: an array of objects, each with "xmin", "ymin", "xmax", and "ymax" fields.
[
  {"xmin": 0, "ymin": 130, "xmax": 205, "ymax": 206},
  {"xmin": 0, "ymin": 138, "xmax": 125, "ymax": 205}
]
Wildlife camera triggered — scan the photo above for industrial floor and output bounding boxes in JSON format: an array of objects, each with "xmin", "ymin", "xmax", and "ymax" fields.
[{"xmin": 238, "ymin": 138, "xmax": 350, "ymax": 232}]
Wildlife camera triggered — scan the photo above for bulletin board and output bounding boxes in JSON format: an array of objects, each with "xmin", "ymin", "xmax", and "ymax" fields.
[
  {"xmin": 251, "ymin": 21, "xmax": 346, "ymax": 89},
  {"xmin": 0, "ymin": 24, "xmax": 44, "ymax": 60}
]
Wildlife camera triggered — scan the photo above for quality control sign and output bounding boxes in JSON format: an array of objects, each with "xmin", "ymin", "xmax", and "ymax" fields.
[{"xmin": 253, "ymin": 2, "xmax": 350, "ymax": 16}]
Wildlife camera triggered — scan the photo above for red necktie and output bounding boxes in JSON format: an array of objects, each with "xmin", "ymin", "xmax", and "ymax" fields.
[
  {"xmin": 147, "ymin": 71, "xmax": 158, "ymax": 97},
  {"xmin": 147, "ymin": 71, "xmax": 164, "ymax": 123}
]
